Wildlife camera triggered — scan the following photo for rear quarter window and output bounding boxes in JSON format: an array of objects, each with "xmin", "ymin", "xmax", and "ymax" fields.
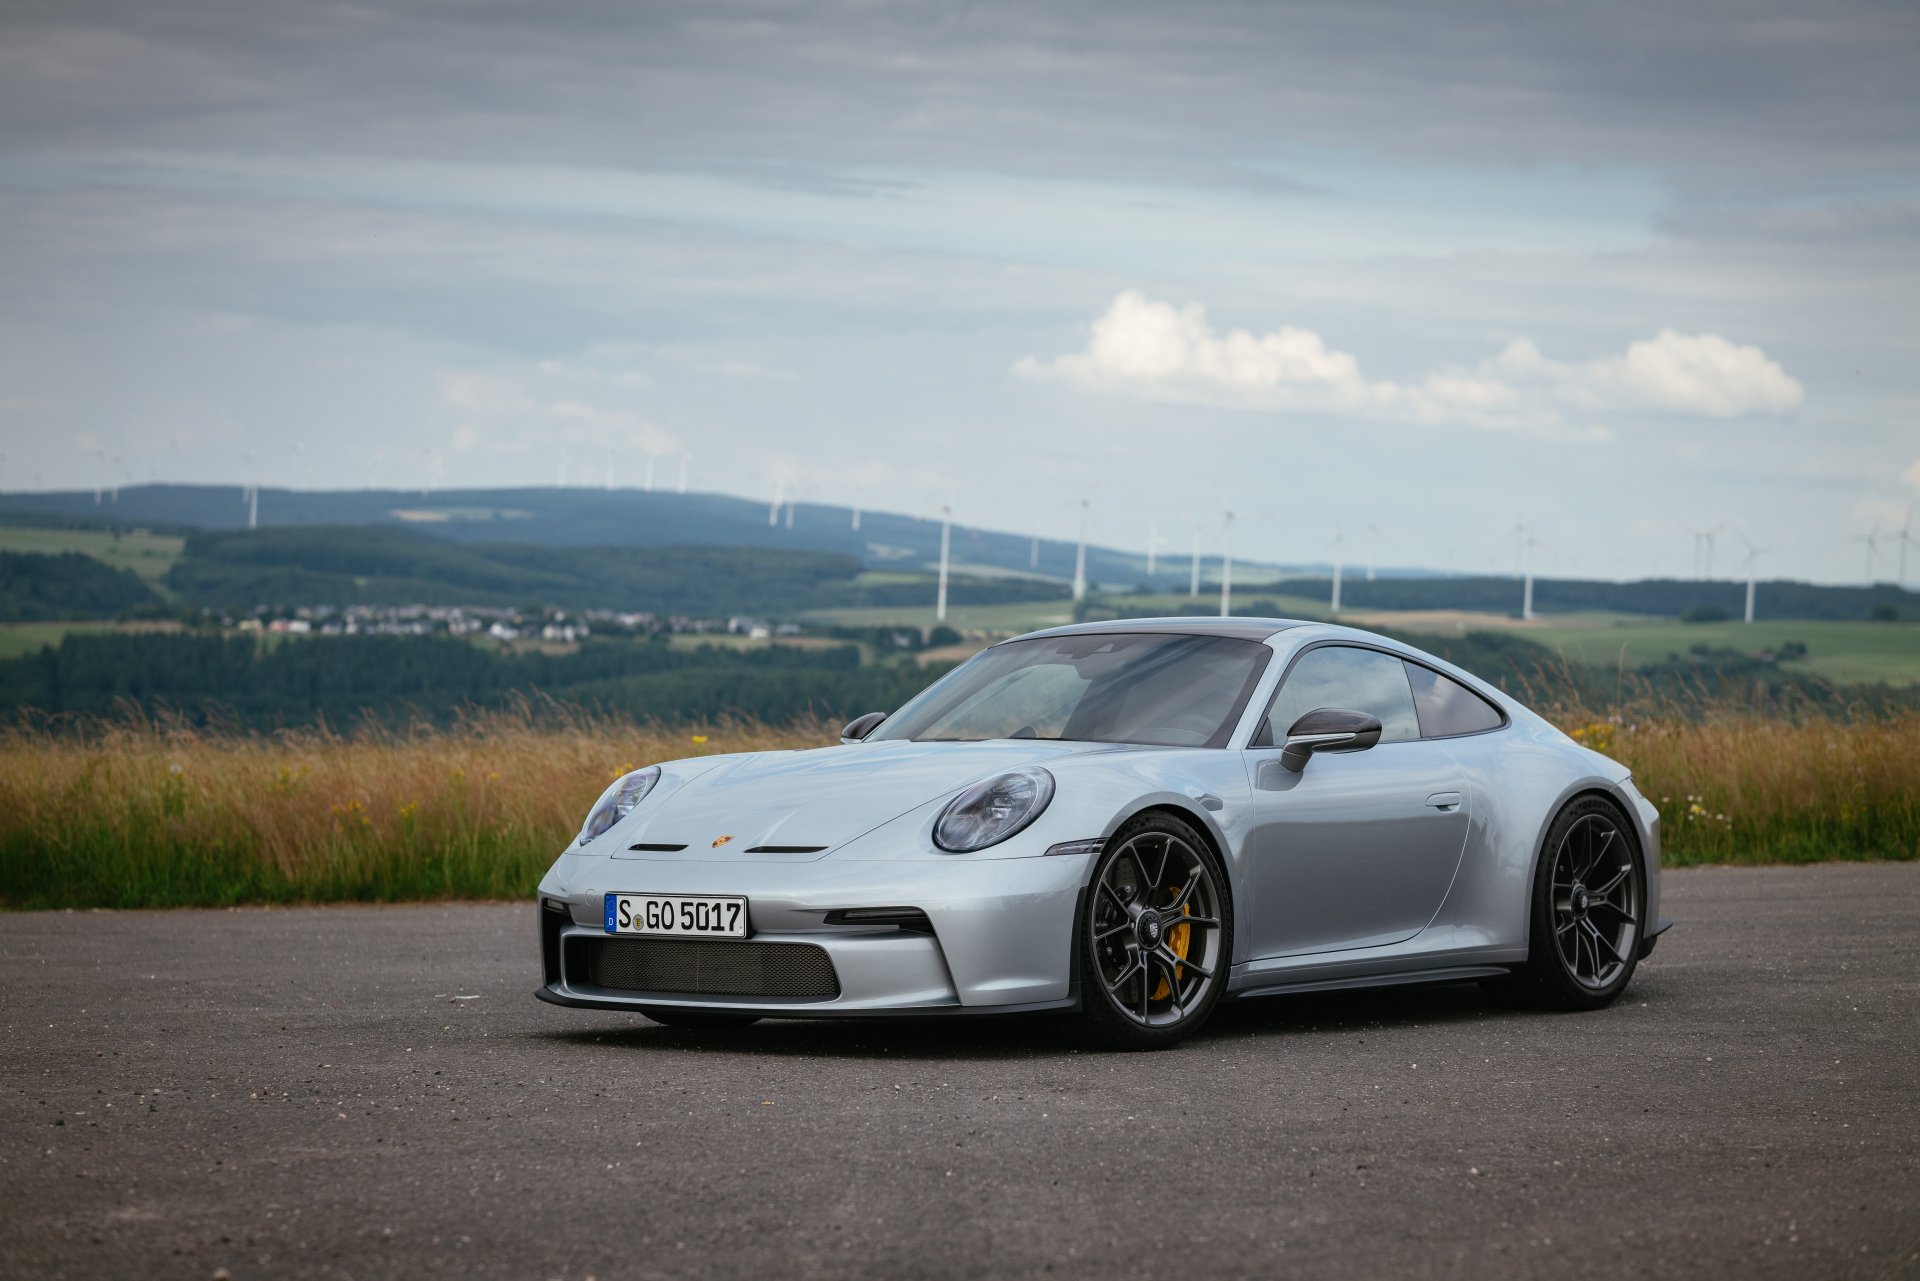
[{"xmin": 1404, "ymin": 662, "xmax": 1505, "ymax": 738}]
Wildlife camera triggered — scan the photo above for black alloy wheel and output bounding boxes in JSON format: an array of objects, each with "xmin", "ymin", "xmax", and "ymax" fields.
[
  {"xmin": 1078, "ymin": 812, "xmax": 1232, "ymax": 1049},
  {"xmin": 1505, "ymin": 794, "xmax": 1644, "ymax": 1009}
]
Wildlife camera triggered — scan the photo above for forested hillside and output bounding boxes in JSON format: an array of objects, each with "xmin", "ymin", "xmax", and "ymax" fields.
[
  {"xmin": 1249, "ymin": 575, "xmax": 1915, "ymax": 622},
  {"xmin": 0, "ymin": 632, "xmax": 944, "ymax": 727},
  {"xmin": 0, "ymin": 552, "xmax": 161, "ymax": 621}
]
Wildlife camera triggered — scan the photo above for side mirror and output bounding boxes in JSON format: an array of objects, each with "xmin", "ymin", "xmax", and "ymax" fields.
[
  {"xmin": 840, "ymin": 711, "xmax": 888, "ymax": 744},
  {"xmin": 1279, "ymin": 708, "xmax": 1383, "ymax": 772}
]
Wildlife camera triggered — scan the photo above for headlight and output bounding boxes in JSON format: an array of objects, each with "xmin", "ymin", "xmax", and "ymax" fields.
[
  {"xmin": 577, "ymin": 766, "xmax": 660, "ymax": 847},
  {"xmin": 933, "ymin": 767, "xmax": 1055, "ymax": 853}
]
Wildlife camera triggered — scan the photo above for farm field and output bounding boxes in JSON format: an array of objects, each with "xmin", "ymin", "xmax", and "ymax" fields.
[
  {"xmin": 807, "ymin": 592, "xmax": 1920, "ymax": 686},
  {"xmin": 1527, "ymin": 617, "xmax": 1920, "ymax": 686},
  {"xmin": 806, "ymin": 599, "xmax": 1078, "ymax": 633},
  {"xmin": 0, "ymin": 524, "xmax": 183, "ymax": 583},
  {"xmin": 0, "ymin": 619, "xmax": 186, "ymax": 659}
]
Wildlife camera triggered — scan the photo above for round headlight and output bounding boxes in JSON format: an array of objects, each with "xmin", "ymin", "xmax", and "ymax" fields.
[
  {"xmin": 577, "ymin": 766, "xmax": 661, "ymax": 847},
  {"xmin": 933, "ymin": 767, "xmax": 1055, "ymax": 853}
]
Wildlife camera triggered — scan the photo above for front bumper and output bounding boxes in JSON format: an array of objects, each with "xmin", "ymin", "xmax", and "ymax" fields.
[{"xmin": 534, "ymin": 851, "xmax": 1092, "ymax": 1016}]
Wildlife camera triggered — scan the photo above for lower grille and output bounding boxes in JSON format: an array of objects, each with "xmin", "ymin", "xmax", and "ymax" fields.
[{"xmin": 567, "ymin": 936, "xmax": 840, "ymax": 999}]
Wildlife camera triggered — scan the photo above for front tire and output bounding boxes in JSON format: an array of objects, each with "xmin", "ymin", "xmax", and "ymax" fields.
[
  {"xmin": 1077, "ymin": 813, "xmax": 1232, "ymax": 1050},
  {"xmin": 1503, "ymin": 794, "xmax": 1644, "ymax": 1010}
]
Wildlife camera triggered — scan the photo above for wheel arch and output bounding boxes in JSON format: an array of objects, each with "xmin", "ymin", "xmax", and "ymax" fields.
[
  {"xmin": 1102, "ymin": 801, "xmax": 1239, "ymax": 939},
  {"xmin": 1521, "ymin": 785, "xmax": 1647, "ymax": 954}
]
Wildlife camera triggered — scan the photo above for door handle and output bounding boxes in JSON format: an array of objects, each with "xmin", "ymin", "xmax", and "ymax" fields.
[{"xmin": 1425, "ymin": 791, "xmax": 1463, "ymax": 812}]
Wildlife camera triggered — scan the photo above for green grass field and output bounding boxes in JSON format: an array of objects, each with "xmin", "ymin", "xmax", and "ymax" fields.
[
  {"xmin": 1524, "ymin": 618, "xmax": 1920, "ymax": 686},
  {"xmin": 807, "ymin": 592, "xmax": 1920, "ymax": 687},
  {"xmin": 0, "ymin": 524, "xmax": 184, "ymax": 584},
  {"xmin": 0, "ymin": 620, "xmax": 196, "ymax": 659}
]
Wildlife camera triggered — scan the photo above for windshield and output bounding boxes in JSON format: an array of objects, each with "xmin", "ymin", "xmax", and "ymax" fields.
[{"xmin": 873, "ymin": 632, "xmax": 1272, "ymax": 748}]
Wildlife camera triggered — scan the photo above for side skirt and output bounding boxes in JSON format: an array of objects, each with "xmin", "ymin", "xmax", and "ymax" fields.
[{"xmin": 1230, "ymin": 965, "xmax": 1510, "ymax": 1002}]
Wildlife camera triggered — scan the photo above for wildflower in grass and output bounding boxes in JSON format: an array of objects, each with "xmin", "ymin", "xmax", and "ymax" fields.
[{"xmin": 692, "ymin": 734, "xmax": 709, "ymax": 746}]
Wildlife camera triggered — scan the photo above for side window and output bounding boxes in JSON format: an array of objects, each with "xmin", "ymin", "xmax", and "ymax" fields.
[
  {"xmin": 1405, "ymin": 663, "xmax": 1505, "ymax": 738},
  {"xmin": 1262, "ymin": 646, "xmax": 1420, "ymax": 745}
]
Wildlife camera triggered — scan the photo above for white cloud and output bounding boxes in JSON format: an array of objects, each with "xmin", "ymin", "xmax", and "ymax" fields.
[
  {"xmin": 1018, "ymin": 291, "xmax": 1803, "ymax": 436},
  {"xmin": 1903, "ymin": 458, "xmax": 1920, "ymax": 493},
  {"xmin": 1495, "ymin": 330, "xmax": 1803, "ymax": 417}
]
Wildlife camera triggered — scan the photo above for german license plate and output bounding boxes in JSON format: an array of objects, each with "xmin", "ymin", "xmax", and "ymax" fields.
[{"xmin": 604, "ymin": 893, "xmax": 748, "ymax": 939}]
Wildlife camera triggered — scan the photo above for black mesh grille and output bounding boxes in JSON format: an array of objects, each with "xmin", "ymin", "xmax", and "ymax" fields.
[{"xmin": 568, "ymin": 936, "xmax": 840, "ymax": 999}]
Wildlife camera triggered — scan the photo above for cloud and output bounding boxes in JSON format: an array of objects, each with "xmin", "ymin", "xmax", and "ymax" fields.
[
  {"xmin": 1494, "ymin": 331, "xmax": 1803, "ymax": 417},
  {"xmin": 1017, "ymin": 291, "xmax": 1802, "ymax": 435},
  {"xmin": 1904, "ymin": 458, "xmax": 1920, "ymax": 493}
]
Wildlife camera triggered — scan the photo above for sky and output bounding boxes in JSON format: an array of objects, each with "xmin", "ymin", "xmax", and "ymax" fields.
[{"xmin": 1, "ymin": 0, "xmax": 1917, "ymax": 585}]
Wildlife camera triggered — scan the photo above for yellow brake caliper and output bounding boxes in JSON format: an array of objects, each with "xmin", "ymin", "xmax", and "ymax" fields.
[{"xmin": 1151, "ymin": 888, "xmax": 1193, "ymax": 1001}]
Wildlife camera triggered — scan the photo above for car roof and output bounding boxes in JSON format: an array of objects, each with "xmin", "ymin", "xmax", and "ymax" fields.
[{"xmin": 1016, "ymin": 616, "xmax": 1310, "ymax": 643}]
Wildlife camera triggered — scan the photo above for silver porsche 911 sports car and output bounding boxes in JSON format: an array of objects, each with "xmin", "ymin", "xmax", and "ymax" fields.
[{"xmin": 536, "ymin": 617, "xmax": 1670, "ymax": 1048}]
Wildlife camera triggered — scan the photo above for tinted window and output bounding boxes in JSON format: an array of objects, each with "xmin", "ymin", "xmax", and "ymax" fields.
[
  {"xmin": 1405, "ymin": 663, "xmax": 1505, "ymax": 738},
  {"xmin": 1262, "ymin": 646, "xmax": 1420, "ymax": 745},
  {"xmin": 875, "ymin": 632, "xmax": 1271, "ymax": 748}
]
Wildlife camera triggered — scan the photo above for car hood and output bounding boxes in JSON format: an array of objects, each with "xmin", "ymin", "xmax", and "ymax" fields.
[{"xmin": 611, "ymin": 738, "xmax": 1130, "ymax": 861}]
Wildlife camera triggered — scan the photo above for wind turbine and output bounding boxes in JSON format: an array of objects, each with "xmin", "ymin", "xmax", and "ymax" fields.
[
  {"xmin": 768, "ymin": 477, "xmax": 784, "ymax": 528},
  {"xmin": 1188, "ymin": 519, "xmax": 1203, "ymax": 598},
  {"xmin": 1365, "ymin": 523, "xmax": 1378, "ymax": 582},
  {"xmin": 1737, "ymin": 535, "xmax": 1770, "ymax": 624},
  {"xmin": 1029, "ymin": 526, "xmax": 1040, "ymax": 570},
  {"xmin": 1513, "ymin": 523, "xmax": 1541, "ymax": 620},
  {"xmin": 676, "ymin": 448, "xmax": 689, "ymax": 495},
  {"xmin": 1071, "ymin": 499, "xmax": 1090, "ymax": 601},
  {"xmin": 1146, "ymin": 519, "xmax": 1167, "ymax": 579},
  {"xmin": 642, "ymin": 455, "xmax": 656, "ymax": 493},
  {"xmin": 1330, "ymin": 532, "xmax": 1346, "ymax": 615},
  {"xmin": 1218, "ymin": 507, "xmax": 1235, "ymax": 618},
  {"xmin": 1892, "ymin": 507, "xmax": 1914, "ymax": 588},
  {"xmin": 935, "ymin": 501, "xmax": 952, "ymax": 623},
  {"xmin": 1850, "ymin": 526, "xmax": 1882, "ymax": 584},
  {"xmin": 1686, "ymin": 522, "xmax": 1727, "ymax": 579}
]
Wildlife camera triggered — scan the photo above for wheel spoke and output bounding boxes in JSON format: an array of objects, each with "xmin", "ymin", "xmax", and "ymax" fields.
[
  {"xmin": 1590, "ymin": 863, "xmax": 1630, "ymax": 897},
  {"xmin": 1149, "ymin": 951, "xmax": 1181, "ymax": 1015},
  {"xmin": 1590, "ymin": 899, "xmax": 1637, "ymax": 927},
  {"xmin": 1098, "ymin": 881, "xmax": 1128, "ymax": 913},
  {"xmin": 1583, "ymin": 919, "xmax": 1626, "ymax": 966},
  {"xmin": 1582, "ymin": 826, "xmax": 1616, "ymax": 880},
  {"xmin": 1160, "ymin": 945, "xmax": 1210, "ymax": 981},
  {"xmin": 1105, "ymin": 954, "xmax": 1142, "ymax": 996},
  {"xmin": 1150, "ymin": 836, "xmax": 1173, "ymax": 891},
  {"xmin": 1094, "ymin": 920, "xmax": 1132, "ymax": 942}
]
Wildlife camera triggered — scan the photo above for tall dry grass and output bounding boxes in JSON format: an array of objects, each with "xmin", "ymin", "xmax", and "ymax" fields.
[
  {"xmin": 0, "ymin": 703, "xmax": 834, "ymax": 908},
  {"xmin": 0, "ymin": 704, "xmax": 1913, "ymax": 908},
  {"xmin": 1559, "ymin": 711, "xmax": 1920, "ymax": 865}
]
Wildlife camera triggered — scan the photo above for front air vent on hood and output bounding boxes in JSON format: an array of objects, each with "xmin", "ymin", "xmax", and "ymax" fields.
[{"xmin": 745, "ymin": 845, "xmax": 829, "ymax": 854}]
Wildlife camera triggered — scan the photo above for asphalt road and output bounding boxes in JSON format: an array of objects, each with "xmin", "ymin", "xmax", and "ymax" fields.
[{"xmin": 3, "ymin": 864, "xmax": 1917, "ymax": 1281}]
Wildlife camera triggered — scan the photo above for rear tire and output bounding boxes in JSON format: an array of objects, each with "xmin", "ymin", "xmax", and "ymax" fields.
[
  {"xmin": 639, "ymin": 1008, "xmax": 763, "ymax": 1029},
  {"xmin": 1504, "ymin": 794, "xmax": 1644, "ymax": 1010},
  {"xmin": 1076, "ymin": 812, "xmax": 1232, "ymax": 1050}
]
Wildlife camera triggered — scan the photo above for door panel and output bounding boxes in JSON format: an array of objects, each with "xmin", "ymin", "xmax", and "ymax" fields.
[{"xmin": 1245, "ymin": 740, "xmax": 1471, "ymax": 958}]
